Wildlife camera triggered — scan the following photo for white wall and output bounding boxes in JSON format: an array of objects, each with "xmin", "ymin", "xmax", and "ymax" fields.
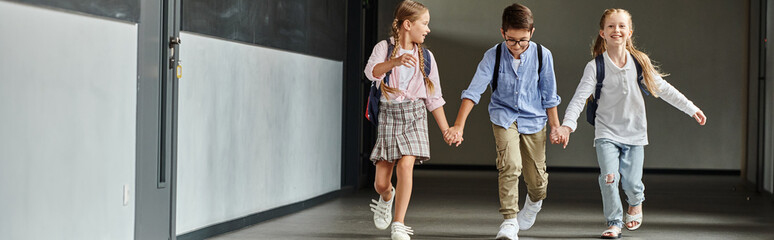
[
  {"xmin": 176, "ymin": 32, "xmax": 343, "ymax": 235},
  {"xmin": 398, "ymin": 0, "xmax": 746, "ymax": 170},
  {"xmin": 0, "ymin": 1, "xmax": 137, "ymax": 239}
]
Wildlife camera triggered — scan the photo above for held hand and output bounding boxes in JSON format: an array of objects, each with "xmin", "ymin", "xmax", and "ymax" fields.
[
  {"xmin": 442, "ymin": 129, "xmax": 457, "ymax": 145},
  {"xmin": 442, "ymin": 128, "xmax": 454, "ymax": 146},
  {"xmin": 454, "ymin": 135, "xmax": 464, "ymax": 147},
  {"xmin": 451, "ymin": 133, "xmax": 464, "ymax": 147},
  {"xmin": 557, "ymin": 126, "xmax": 572, "ymax": 149},
  {"xmin": 693, "ymin": 110, "xmax": 706, "ymax": 126},
  {"xmin": 549, "ymin": 127, "xmax": 561, "ymax": 144},
  {"xmin": 392, "ymin": 53, "xmax": 417, "ymax": 68},
  {"xmin": 442, "ymin": 130, "xmax": 453, "ymax": 145},
  {"xmin": 443, "ymin": 126, "xmax": 457, "ymax": 143},
  {"xmin": 445, "ymin": 126, "xmax": 464, "ymax": 147}
]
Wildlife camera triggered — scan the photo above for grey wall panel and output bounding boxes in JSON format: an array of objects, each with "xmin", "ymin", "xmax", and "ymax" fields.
[
  {"xmin": 182, "ymin": 0, "xmax": 345, "ymax": 61},
  {"xmin": 175, "ymin": 32, "xmax": 342, "ymax": 235},
  {"xmin": 3, "ymin": 0, "xmax": 139, "ymax": 22},
  {"xmin": 0, "ymin": 1, "xmax": 137, "ymax": 239},
  {"xmin": 748, "ymin": 0, "xmax": 762, "ymax": 184},
  {"xmin": 765, "ymin": 0, "xmax": 773, "ymax": 193},
  {"xmin": 376, "ymin": 0, "xmax": 746, "ymax": 170}
]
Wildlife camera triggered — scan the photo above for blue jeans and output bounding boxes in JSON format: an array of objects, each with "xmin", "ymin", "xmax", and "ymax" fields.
[{"xmin": 595, "ymin": 138, "xmax": 645, "ymax": 228}]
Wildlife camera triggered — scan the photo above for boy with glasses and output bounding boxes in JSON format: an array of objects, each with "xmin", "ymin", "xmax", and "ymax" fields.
[{"xmin": 444, "ymin": 3, "xmax": 562, "ymax": 240}]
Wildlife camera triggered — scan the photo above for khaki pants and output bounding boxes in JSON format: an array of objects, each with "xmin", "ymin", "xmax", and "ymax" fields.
[{"xmin": 492, "ymin": 123, "xmax": 549, "ymax": 219}]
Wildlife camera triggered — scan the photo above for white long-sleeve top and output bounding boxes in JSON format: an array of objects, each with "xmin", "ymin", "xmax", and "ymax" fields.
[{"xmin": 562, "ymin": 51, "xmax": 700, "ymax": 146}]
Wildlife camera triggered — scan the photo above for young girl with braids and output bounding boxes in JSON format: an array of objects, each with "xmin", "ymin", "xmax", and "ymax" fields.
[
  {"xmin": 363, "ymin": 1, "xmax": 450, "ymax": 239},
  {"xmin": 554, "ymin": 9, "xmax": 707, "ymax": 239}
]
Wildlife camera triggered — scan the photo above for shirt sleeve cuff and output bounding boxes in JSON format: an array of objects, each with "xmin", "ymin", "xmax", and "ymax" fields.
[
  {"xmin": 542, "ymin": 98, "xmax": 561, "ymax": 109},
  {"xmin": 364, "ymin": 67, "xmax": 386, "ymax": 82},
  {"xmin": 562, "ymin": 120, "xmax": 578, "ymax": 132},
  {"xmin": 684, "ymin": 104, "xmax": 700, "ymax": 117},
  {"xmin": 460, "ymin": 90, "xmax": 481, "ymax": 105},
  {"xmin": 426, "ymin": 98, "xmax": 446, "ymax": 112}
]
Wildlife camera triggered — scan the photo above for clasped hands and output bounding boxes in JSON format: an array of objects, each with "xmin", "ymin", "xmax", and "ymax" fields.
[
  {"xmin": 442, "ymin": 125, "xmax": 573, "ymax": 148},
  {"xmin": 442, "ymin": 126, "xmax": 464, "ymax": 147},
  {"xmin": 550, "ymin": 125, "xmax": 572, "ymax": 148}
]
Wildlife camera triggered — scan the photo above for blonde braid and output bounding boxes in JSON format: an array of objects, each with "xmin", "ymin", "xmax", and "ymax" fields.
[
  {"xmin": 390, "ymin": 19, "xmax": 401, "ymax": 59},
  {"xmin": 381, "ymin": 18, "xmax": 402, "ymax": 100},
  {"xmin": 416, "ymin": 43, "xmax": 434, "ymax": 95}
]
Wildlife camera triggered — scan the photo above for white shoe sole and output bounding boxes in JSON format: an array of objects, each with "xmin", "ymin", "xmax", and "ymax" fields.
[{"xmin": 495, "ymin": 231, "xmax": 518, "ymax": 240}]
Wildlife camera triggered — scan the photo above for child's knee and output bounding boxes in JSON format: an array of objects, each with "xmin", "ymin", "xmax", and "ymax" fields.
[
  {"xmin": 374, "ymin": 181, "xmax": 391, "ymax": 193},
  {"xmin": 606, "ymin": 174, "xmax": 615, "ymax": 183},
  {"xmin": 600, "ymin": 173, "xmax": 616, "ymax": 184},
  {"xmin": 396, "ymin": 158, "xmax": 415, "ymax": 170}
]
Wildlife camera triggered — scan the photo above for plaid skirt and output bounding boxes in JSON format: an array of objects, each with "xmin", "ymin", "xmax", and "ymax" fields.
[{"xmin": 370, "ymin": 100, "xmax": 430, "ymax": 164}]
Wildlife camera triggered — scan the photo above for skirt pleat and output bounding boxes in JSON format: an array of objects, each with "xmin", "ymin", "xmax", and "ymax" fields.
[{"xmin": 370, "ymin": 100, "xmax": 430, "ymax": 164}]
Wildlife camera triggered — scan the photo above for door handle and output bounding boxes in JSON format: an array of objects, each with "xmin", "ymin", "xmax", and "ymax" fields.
[
  {"xmin": 169, "ymin": 37, "xmax": 181, "ymax": 68},
  {"xmin": 169, "ymin": 37, "xmax": 181, "ymax": 48}
]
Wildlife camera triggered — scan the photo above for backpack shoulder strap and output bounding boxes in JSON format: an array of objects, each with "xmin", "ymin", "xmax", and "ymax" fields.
[
  {"xmin": 384, "ymin": 41, "xmax": 395, "ymax": 85},
  {"xmin": 492, "ymin": 43, "xmax": 502, "ymax": 92},
  {"xmin": 536, "ymin": 43, "xmax": 543, "ymax": 83},
  {"xmin": 630, "ymin": 53, "xmax": 650, "ymax": 96},
  {"xmin": 594, "ymin": 54, "xmax": 605, "ymax": 102},
  {"xmin": 422, "ymin": 47, "xmax": 432, "ymax": 77}
]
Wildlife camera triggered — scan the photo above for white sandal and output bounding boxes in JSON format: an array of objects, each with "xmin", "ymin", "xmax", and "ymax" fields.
[
  {"xmin": 601, "ymin": 227, "xmax": 622, "ymax": 239},
  {"xmin": 624, "ymin": 212, "xmax": 643, "ymax": 231}
]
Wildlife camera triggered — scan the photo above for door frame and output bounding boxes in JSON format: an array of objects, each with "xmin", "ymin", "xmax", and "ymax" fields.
[{"xmin": 135, "ymin": 0, "xmax": 180, "ymax": 239}]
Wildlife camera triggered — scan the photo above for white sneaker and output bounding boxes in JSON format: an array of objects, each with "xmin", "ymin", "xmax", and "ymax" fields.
[
  {"xmin": 369, "ymin": 187, "xmax": 395, "ymax": 230},
  {"xmin": 391, "ymin": 222, "xmax": 414, "ymax": 240},
  {"xmin": 495, "ymin": 219, "xmax": 519, "ymax": 240},
  {"xmin": 517, "ymin": 198, "xmax": 542, "ymax": 230}
]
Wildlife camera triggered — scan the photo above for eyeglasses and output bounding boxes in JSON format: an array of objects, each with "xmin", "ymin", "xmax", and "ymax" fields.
[{"xmin": 505, "ymin": 38, "xmax": 530, "ymax": 47}]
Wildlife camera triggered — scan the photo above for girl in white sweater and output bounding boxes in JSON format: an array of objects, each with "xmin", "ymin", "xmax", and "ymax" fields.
[{"xmin": 555, "ymin": 8, "xmax": 707, "ymax": 239}]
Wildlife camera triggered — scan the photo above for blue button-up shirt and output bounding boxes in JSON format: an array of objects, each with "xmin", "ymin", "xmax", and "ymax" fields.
[{"xmin": 461, "ymin": 42, "xmax": 561, "ymax": 134}]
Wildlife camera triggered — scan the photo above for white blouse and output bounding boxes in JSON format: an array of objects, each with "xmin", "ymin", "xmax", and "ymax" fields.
[{"xmin": 562, "ymin": 51, "xmax": 700, "ymax": 146}]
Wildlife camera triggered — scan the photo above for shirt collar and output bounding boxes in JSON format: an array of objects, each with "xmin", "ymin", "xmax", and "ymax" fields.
[
  {"xmin": 500, "ymin": 41, "xmax": 533, "ymax": 63},
  {"xmin": 603, "ymin": 50, "xmax": 633, "ymax": 71}
]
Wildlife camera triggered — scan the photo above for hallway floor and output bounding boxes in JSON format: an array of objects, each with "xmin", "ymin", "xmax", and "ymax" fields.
[{"xmin": 208, "ymin": 170, "xmax": 774, "ymax": 240}]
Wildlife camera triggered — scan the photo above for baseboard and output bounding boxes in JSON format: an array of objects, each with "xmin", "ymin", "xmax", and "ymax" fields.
[
  {"xmin": 176, "ymin": 189, "xmax": 344, "ymax": 240},
  {"xmin": 416, "ymin": 164, "xmax": 741, "ymax": 175}
]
